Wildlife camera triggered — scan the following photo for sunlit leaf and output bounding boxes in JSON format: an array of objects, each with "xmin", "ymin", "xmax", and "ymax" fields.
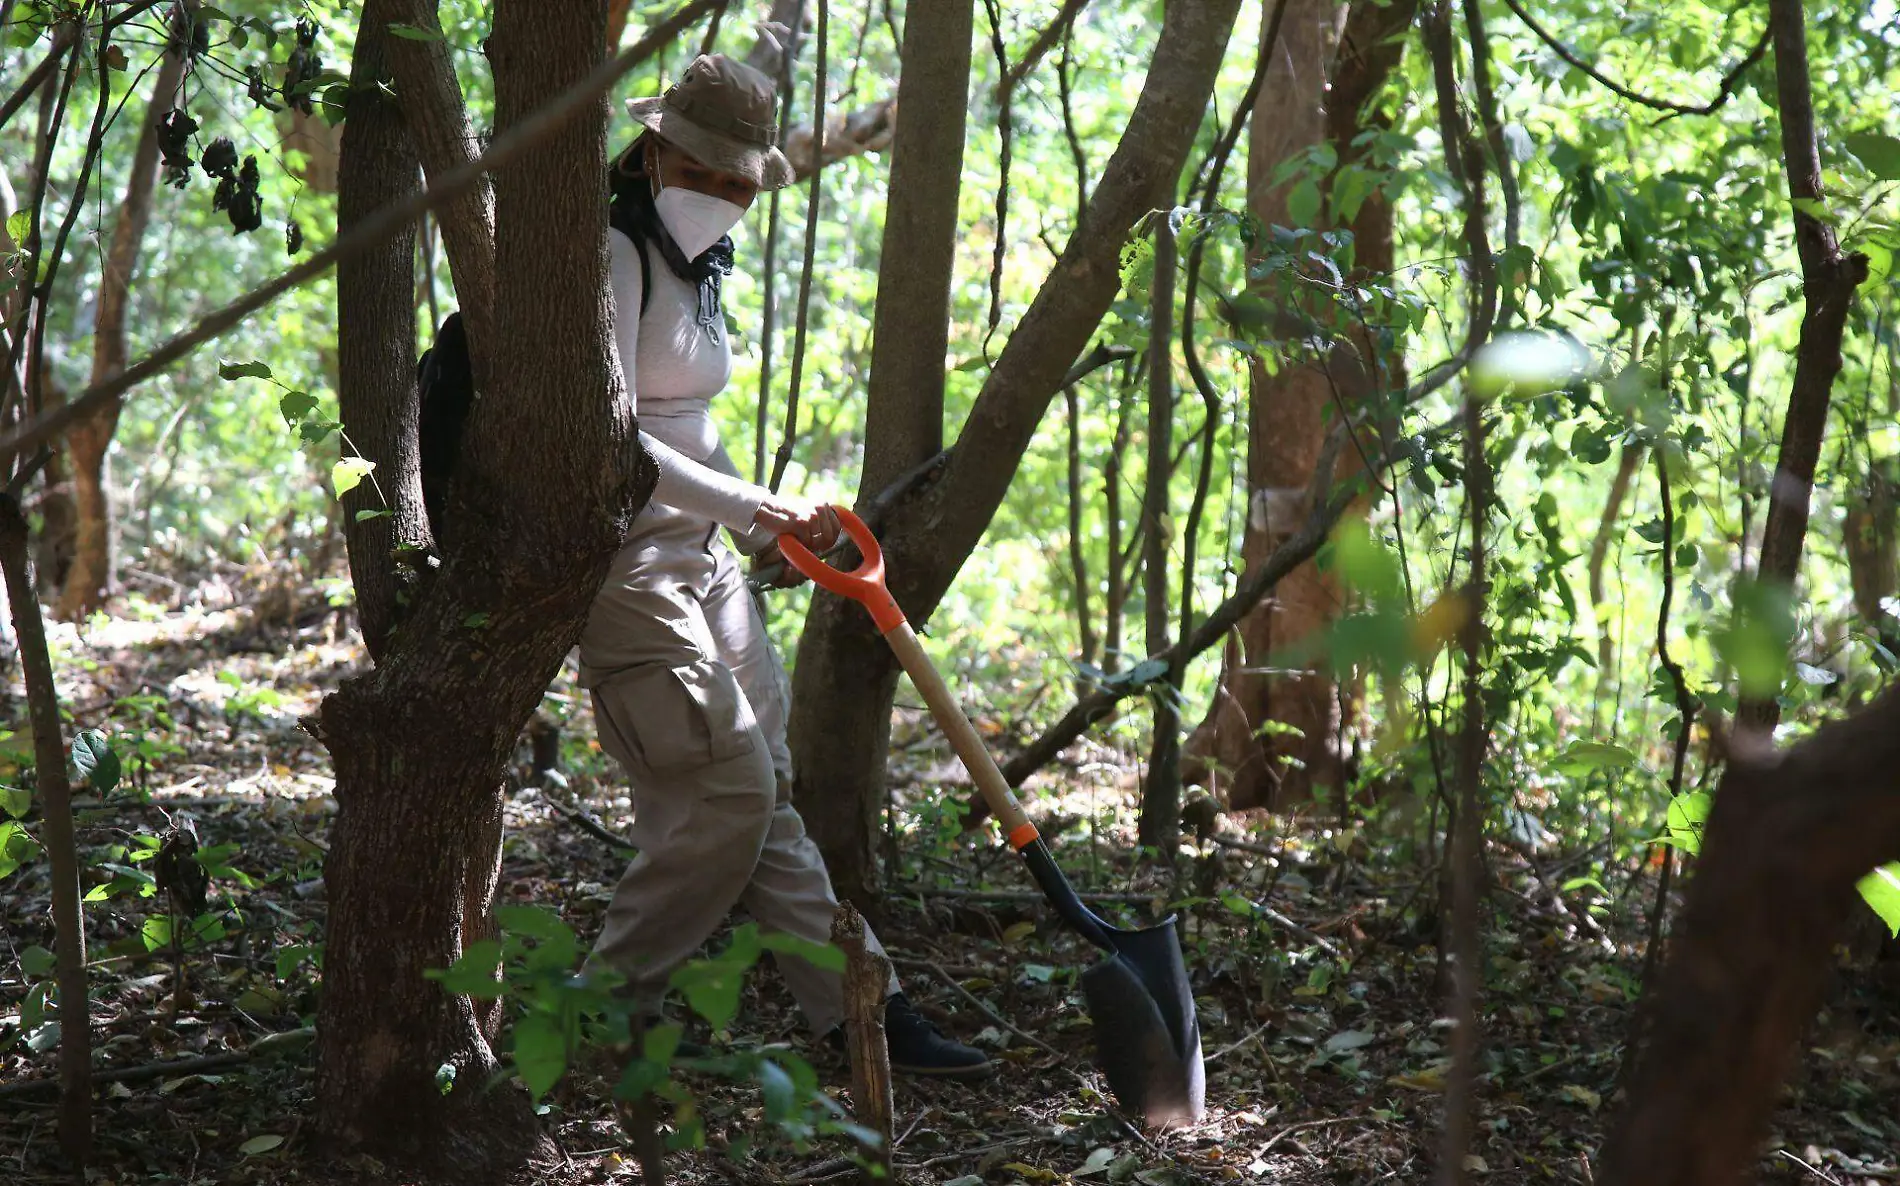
[
  {"xmin": 332, "ymin": 457, "xmax": 376, "ymax": 499},
  {"xmin": 1857, "ymin": 863, "xmax": 1900, "ymax": 937},
  {"xmin": 1551, "ymin": 741, "xmax": 1638, "ymax": 777}
]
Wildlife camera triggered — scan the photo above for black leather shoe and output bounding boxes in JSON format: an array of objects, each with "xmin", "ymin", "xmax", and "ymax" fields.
[{"xmin": 879, "ymin": 993, "xmax": 995, "ymax": 1080}]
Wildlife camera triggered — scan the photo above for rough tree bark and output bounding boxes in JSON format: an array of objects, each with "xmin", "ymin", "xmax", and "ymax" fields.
[
  {"xmin": 333, "ymin": 0, "xmax": 426, "ymax": 658},
  {"xmin": 1735, "ymin": 0, "xmax": 1869, "ymax": 732},
  {"xmin": 55, "ymin": 21, "xmax": 189, "ymax": 619},
  {"xmin": 1137, "ymin": 213, "xmax": 1182, "ymax": 852},
  {"xmin": 313, "ymin": 2, "xmax": 655, "ymax": 1179},
  {"xmin": 791, "ymin": 0, "xmax": 1243, "ymax": 897},
  {"xmin": 378, "ymin": 0, "xmax": 500, "ymax": 366},
  {"xmin": 1183, "ymin": 0, "xmax": 1415, "ymax": 810},
  {"xmin": 1597, "ymin": 687, "xmax": 1900, "ymax": 1183},
  {"xmin": 788, "ymin": 0, "xmax": 972, "ymax": 908}
]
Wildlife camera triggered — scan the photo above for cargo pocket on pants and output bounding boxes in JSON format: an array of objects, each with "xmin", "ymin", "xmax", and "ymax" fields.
[{"xmin": 594, "ymin": 659, "xmax": 760, "ymax": 775}]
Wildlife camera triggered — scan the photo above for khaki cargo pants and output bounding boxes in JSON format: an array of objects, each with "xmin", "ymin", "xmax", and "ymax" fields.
[{"xmin": 578, "ymin": 502, "xmax": 896, "ymax": 1036}]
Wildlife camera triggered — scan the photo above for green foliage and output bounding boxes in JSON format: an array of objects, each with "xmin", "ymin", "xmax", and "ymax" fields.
[
  {"xmin": 1856, "ymin": 864, "xmax": 1900, "ymax": 938},
  {"xmin": 70, "ymin": 729, "xmax": 122, "ymax": 795},
  {"xmin": 424, "ymin": 906, "xmax": 867, "ymax": 1158}
]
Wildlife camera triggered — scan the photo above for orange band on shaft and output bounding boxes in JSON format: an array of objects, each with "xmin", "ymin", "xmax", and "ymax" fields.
[{"xmin": 1007, "ymin": 823, "xmax": 1040, "ymax": 851}]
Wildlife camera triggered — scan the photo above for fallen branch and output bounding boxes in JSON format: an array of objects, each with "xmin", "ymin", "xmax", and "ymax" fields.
[
  {"xmin": 895, "ymin": 956, "xmax": 1064, "ymax": 1060},
  {"xmin": 1257, "ymin": 1115, "xmax": 1361, "ymax": 1158},
  {"xmin": 0, "ymin": 1027, "xmax": 314, "ymax": 1099},
  {"xmin": 0, "ymin": 0, "xmax": 726, "ymax": 468}
]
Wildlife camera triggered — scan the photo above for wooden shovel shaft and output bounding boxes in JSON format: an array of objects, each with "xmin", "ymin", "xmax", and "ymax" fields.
[{"xmin": 881, "ymin": 622, "xmax": 1039, "ymax": 849}]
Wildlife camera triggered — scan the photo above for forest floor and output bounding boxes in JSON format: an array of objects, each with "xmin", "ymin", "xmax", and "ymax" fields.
[{"xmin": 4, "ymin": 567, "xmax": 1900, "ymax": 1185}]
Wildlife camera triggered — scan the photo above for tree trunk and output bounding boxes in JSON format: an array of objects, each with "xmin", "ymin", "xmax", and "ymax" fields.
[
  {"xmin": 1598, "ymin": 685, "xmax": 1900, "ymax": 1184},
  {"xmin": 378, "ymin": 0, "xmax": 500, "ymax": 365},
  {"xmin": 49, "ymin": 24, "xmax": 188, "ymax": 619},
  {"xmin": 1138, "ymin": 213, "xmax": 1182, "ymax": 852},
  {"xmin": 1736, "ymin": 0, "xmax": 1869, "ymax": 732},
  {"xmin": 0, "ymin": 492, "xmax": 89, "ymax": 1166},
  {"xmin": 1184, "ymin": 0, "xmax": 1415, "ymax": 811},
  {"xmin": 314, "ymin": 2, "xmax": 654, "ymax": 1178},
  {"xmin": 334, "ymin": 9, "xmax": 426, "ymax": 657},
  {"xmin": 791, "ymin": 0, "xmax": 1242, "ymax": 889},
  {"xmin": 1844, "ymin": 457, "xmax": 1898, "ymax": 652},
  {"xmin": 792, "ymin": 0, "xmax": 972, "ymax": 907}
]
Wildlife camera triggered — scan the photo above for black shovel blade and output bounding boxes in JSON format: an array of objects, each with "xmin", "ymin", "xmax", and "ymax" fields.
[
  {"xmin": 1079, "ymin": 917, "xmax": 1205, "ymax": 1127},
  {"xmin": 1016, "ymin": 840, "xmax": 1205, "ymax": 1126}
]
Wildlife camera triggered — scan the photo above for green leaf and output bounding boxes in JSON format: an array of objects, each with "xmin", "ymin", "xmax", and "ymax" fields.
[
  {"xmin": 1791, "ymin": 197, "xmax": 1833, "ymax": 224},
  {"xmin": 142, "ymin": 916, "xmax": 174, "ymax": 951},
  {"xmin": 5, "ymin": 210, "xmax": 27, "ymax": 245},
  {"xmin": 512, "ymin": 1012, "xmax": 568, "ymax": 1101},
  {"xmin": 0, "ymin": 820, "xmax": 43, "ymax": 880},
  {"xmin": 238, "ymin": 1134, "xmax": 285, "ymax": 1156},
  {"xmin": 495, "ymin": 905, "xmax": 572, "ymax": 942},
  {"xmin": 1327, "ymin": 518, "xmax": 1402, "ymax": 602},
  {"xmin": 387, "ymin": 22, "xmax": 445, "ymax": 40},
  {"xmin": 642, "ymin": 1022, "xmax": 682, "ymax": 1066},
  {"xmin": 1844, "ymin": 131, "xmax": 1900, "ymax": 181},
  {"xmin": 299, "ymin": 418, "xmax": 339, "ymax": 445},
  {"xmin": 1857, "ymin": 863, "xmax": 1900, "ymax": 937},
  {"xmin": 1551, "ymin": 741, "xmax": 1638, "ymax": 776},
  {"xmin": 463, "ymin": 612, "xmax": 491, "ymax": 629},
  {"xmin": 354, "ymin": 509, "xmax": 392, "ymax": 523},
  {"xmin": 1664, "ymin": 791, "xmax": 1713, "ymax": 856},
  {"xmin": 20, "ymin": 944, "xmax": 54, "ymax": 977},
  {"xmin": 279, "ymin": 390, "xmax": 319, "ymax": 426},
  {"xmin": 1571, "ymin": 424, "xmax": 1612, "ymax": 465},
  {"xmin": 670, "ymin": 927, "xmax": 765, "ymax": 1031},
  {"xmin": 425, "ymin": 939, "xmax": 506, "ymax": 998},
  {"xmin": 757, "ymin": 1058, "xmax": 796, "ymax": 1122},
  {"xmin": 0, "ymin": 785, "xmax": 28, "ymax": 819},
  {"xmin": 71, "ymin": 729, "xmax": 121, "ymax": 795},
  {"xmin": 20, "ymin": 981, "xmax": 50, "ymax": 1031},
  {"xmin": 217, "ymin": 359, "xmax": 272, "ymax": 381},
  {"xmin": 1470, "ymin": 331, "xmax": 1592, "ymax": 400},
  {"xmin": 1714, "ymin": 580, "xmax": 1795, "ymax": 699},
  {"xmin": 1285, "ymin": 176, "xmax": 1322, "ymax": 228},
  {"xmin": 332, "ymin": 457, "xmax": 376, "ymax": 499},
  {"xmin": 758, "ymin": 932, "xmax": 846, "ymax": 973},
  {"xmin": 27, "ymin": 1020, "xmax": 60, "ymax": 1053}
]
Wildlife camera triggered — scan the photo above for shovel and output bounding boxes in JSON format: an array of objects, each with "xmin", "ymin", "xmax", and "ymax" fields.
[{"xmin": 779, "ymin": 508, "xmax": 1205, "ymax": 1127}]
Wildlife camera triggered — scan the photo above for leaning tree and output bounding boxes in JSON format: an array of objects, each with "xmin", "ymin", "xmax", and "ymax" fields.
[{"xmin": 787, "ymin": 0, "xmax": 1246, "ymax": 904}]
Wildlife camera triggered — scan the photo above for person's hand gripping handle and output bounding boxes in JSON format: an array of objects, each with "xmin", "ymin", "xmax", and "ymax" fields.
[{"xmin": 777, "ymin": 509, "xmax": 1042, "ymax": 854}]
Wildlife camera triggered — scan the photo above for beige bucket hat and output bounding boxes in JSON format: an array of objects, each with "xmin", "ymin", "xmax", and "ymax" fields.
[{"xmin": 625, "ymin": 53, "xmax": 796, "ymax": 190}]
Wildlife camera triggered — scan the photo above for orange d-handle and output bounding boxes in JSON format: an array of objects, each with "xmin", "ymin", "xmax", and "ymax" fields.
[
  {"xmin": 776, "ymin": 507, "xmax": 907, "ymax": 633},
  {"xmin": 778, "ymin": 508, "xmax": 1042, "ymax": 854}
]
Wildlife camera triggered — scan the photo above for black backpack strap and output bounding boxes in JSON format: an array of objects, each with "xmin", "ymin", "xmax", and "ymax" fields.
[{"xmin": 634, "ymin": 233, "xmax": 652, "ymax": 315}]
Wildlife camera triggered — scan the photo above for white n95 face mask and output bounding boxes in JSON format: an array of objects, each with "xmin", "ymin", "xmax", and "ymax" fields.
[{"xmin": 653, "ymin": 184, "xmax": 745, "ymax": 260}]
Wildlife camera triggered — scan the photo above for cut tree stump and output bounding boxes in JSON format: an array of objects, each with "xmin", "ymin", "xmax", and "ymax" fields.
[{"xmin": 832, "ymin": 902, "xmax": 894, "ymax": 1184}]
